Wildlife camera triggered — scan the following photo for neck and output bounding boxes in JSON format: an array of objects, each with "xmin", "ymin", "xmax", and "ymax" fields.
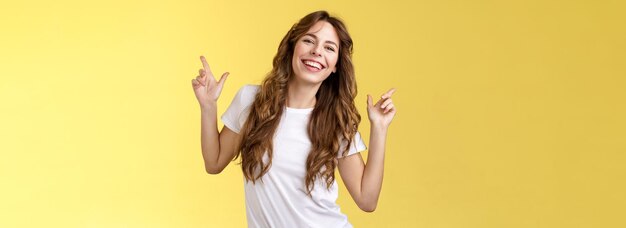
[{"xmin": 286, "ymin": 80, "xmax": 321, "ymax": 109}]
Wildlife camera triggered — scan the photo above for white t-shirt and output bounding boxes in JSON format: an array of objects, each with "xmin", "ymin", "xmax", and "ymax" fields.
[{"xmin": 221, "ymin": 84, "xmax": 367, "ymax": 228}]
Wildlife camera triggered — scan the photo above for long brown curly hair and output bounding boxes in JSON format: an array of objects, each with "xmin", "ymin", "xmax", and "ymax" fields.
[{"xmin": 233, "ymin": 10, "xmax": 360, "ymax": 196}]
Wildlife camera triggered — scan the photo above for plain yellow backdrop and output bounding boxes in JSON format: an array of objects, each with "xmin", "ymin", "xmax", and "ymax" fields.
[{"xmin": 1, "ymin": 0, "xmax": 625, "ymax": 227}]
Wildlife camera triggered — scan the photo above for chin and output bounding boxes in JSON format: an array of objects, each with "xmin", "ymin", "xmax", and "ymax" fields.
[{"xmin": 300, "ymin": 72, "xmax": 330, "ymax": 85}]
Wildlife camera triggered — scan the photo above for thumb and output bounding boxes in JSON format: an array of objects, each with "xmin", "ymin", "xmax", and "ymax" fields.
[
  {"xmin": 218, "ymin": 72, "xmax": 230, "ymax": 87},
  {"xmin": 367, "ymin": 94, "xmax": 373, "ymax": 108}
]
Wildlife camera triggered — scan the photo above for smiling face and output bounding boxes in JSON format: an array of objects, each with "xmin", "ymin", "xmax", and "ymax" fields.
[{"xmin": 291, "ymin": 20, "xmax": 340, "ymax": 86}]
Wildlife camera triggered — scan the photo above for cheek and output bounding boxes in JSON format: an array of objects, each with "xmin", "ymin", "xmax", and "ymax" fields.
[
  {"xmin": 292, "ymin": 46, "xmax": 303, "ymax": 64},
  {"xmin": 294, "ymin": 43, "xmax": 307, "ymax": 56},
  {"xmin": 328, "ymin": 56, "xmax": 339, "ymax": 69}
]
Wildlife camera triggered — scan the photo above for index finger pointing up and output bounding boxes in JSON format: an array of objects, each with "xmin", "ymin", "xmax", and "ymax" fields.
[
  {"xmin": 382, "ymin": 88, "xmax": 397, "ymax": 98},
  {"xmin": 200, "ymin": 56, "xmax": 213, "ymax": 76}
]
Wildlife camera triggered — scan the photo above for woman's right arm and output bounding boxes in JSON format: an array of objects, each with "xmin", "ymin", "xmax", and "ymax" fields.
[
  {"xmin": 192, "ymin": 56, "xmax": 239, "ymax": 174},
  {"xmin": 200, "ymin": 104, "xmax": 240, "ymax": 174}
]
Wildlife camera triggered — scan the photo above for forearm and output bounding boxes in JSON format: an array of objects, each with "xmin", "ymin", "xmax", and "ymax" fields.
[
  {"xmin": 200, "ymin": 102, "xmax": 220, "ymax": 171},
  {"xmin": 360, "ymin": 125, "xmax": 388, "ymax": 208}
]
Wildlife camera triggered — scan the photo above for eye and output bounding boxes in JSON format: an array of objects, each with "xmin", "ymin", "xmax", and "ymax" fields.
[
  {"xmin": 303, "ymin": 39, "xmax": 314, "ymax": 44},
  {"xmin": 325, "ymin": 46, "xmax": 335, "ymax": 52}
]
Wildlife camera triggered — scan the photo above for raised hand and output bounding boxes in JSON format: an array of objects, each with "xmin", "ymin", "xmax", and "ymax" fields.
[
  {"xmin": 191, "ymin": 56, "xmax": 230, "ymax": 109},
  {"xmin": 366, "ymin": 88, "xmax": 397, "ymax": 128}
]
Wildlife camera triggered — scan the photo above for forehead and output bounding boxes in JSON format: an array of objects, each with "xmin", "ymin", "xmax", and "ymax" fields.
[{"xmin": 304, "ymin": 21, "xmax": 339, "ymax": 45}]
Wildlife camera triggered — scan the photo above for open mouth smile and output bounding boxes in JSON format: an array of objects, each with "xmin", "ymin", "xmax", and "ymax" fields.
[{"xmin": 301, "ymin": 59, "xmax": 325, "ymax": 72}]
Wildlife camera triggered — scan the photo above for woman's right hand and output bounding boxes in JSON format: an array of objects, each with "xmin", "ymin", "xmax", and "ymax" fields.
[{"xmin": 191, "ymin": 56, "xmax": 230, "ymax": 109}]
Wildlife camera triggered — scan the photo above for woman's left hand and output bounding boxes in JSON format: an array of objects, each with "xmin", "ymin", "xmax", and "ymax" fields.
[{"xmin": 367, "ymin": 88, "xmax": 397, "ymax": 129}]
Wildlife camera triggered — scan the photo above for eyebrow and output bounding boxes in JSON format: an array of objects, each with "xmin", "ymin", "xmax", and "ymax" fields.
[{"xmin": 303, "ymin": 33, "xmax": 338, "ymax": 48}]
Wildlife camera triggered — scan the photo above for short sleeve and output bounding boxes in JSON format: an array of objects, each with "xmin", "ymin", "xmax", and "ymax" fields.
[
  {"xmin": 220, "ymin": 85, "xmax": 258, "ymax": 134},
  {"xmin": 337, "ymin": 131, "xmax": 367, "ymax": 158}
]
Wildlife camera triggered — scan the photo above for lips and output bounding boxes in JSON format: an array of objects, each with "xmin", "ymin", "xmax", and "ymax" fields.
[{"xmin": 301, "ymin": 59, "xmax": 325, "ymax": 71}]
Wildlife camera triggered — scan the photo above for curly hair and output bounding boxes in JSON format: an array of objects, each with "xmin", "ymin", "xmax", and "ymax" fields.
[{"xmin": 233, "ymin": 10, "xmax": 360, "ymax": 196}]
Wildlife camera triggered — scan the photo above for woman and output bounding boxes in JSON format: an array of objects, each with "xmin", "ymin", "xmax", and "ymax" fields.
[{"xmin": 191, "ymin": 10, "xmax": 396, "ymax": 228}]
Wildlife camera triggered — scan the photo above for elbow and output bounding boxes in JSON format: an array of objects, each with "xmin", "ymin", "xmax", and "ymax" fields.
[
  {"xmin": 205, "ymin": 165, "xmax": 223, "ymax": 175},
  {"xmin": 359, "ymin": 204, "xmax": 377, "ymax": 213},
  {"xmin": 357, "ymin": 200, "xmax": 378, "ymax": 213}
]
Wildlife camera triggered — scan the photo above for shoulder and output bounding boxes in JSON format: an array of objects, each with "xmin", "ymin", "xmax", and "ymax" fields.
[
  {"xmin": 221, "ymin": 84, "xmax": 261, "ymax": 133},
  {"xmin": 239, "ymin": 84, "xmax": 260, "ymax": 96},
  {"xmin": 235, "ymin": 84, "xmax": 260, "ymax": 106}
]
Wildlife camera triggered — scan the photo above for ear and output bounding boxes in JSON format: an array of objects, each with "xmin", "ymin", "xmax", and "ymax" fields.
[{"xmin": 332, "ymin": 66, "xmax": 336, "ymax": 73}]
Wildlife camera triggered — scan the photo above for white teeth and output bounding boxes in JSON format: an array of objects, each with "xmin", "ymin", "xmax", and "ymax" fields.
[{"xmin": 303, "ymin": 60, "xmax": 323, "ymax": 70}]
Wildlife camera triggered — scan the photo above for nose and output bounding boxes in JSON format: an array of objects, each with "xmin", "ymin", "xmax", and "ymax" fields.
[{"xmin": 310, "ymin": 45, "xmax": 322, "ymax": 56}]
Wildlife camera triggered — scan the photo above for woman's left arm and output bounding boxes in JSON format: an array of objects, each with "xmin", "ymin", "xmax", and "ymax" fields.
[{"xmin": 338, "ymin": 88, "xmax": 396, "ymax": 212}]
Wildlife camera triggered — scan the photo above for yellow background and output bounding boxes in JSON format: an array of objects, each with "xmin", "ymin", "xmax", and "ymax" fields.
[{"xmin": 1, "ymin": 0, "xmax": 625, "ymax": 227}]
